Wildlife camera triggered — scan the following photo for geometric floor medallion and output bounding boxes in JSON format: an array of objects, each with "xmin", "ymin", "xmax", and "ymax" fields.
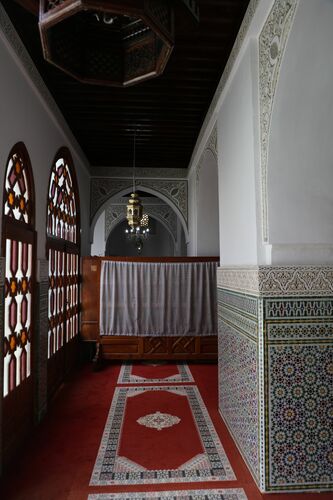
[
  {"xmin": 90, "ymin": 385, "xmax": 235, "ymax": 485},
  {"xmin": 137, "ymin": 411, "xmax": 181, "ymax": 431}
]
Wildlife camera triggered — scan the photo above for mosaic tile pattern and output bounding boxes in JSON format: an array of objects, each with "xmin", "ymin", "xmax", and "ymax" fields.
[
  {"xmin": 218, "ymin": 292, "xmax": 260, "ymax": 483},
  {"xmin": 265, "ymin": 298, "xmax": 333, "ymax": 319},
  {"xmin": 88, "ymin": 489, "xmax": 248, "ymax": 500},
  {"xmin": 218, "ymin": 282, "xmax": 333, "ymax": 492},
  {"xmin": 219, "ymin": 307, "xmax": 257, "ymax": 340},
  {"xmin": 267, "ymin": 322, "xmax": 333, "ymax": 341},
  {"xmin": 217, "ymin": 289, "xmax": 258, "ymax": 318},
  {"xmin": 218, "ymin": 328, "xmax": 259, "ymax": 483},
  {"xmin": 268, "ymin": 344, "xmax": 333, "ymax": 488}
]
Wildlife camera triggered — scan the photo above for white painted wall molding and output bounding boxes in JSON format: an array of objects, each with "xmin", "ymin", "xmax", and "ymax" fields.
[
  {"xmin": 0, "ymin": 5, "xmax": 90, "ymax": 176},
  {"xmin": 217, "ymin": 265, "xmax": 333, "ymax": 297},
  {"xmin": 259, "ymin": 0, "xmax": 298, "ymax": 243}
]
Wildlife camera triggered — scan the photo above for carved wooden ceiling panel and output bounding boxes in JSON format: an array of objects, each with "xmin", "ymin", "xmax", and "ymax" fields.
[{"xmin": 4, "ymin": 0, "xmax": 250, "ymax": 169}]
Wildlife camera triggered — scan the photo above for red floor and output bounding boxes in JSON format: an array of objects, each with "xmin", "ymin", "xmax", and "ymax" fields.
[{"xmin": 0, "ymin": 362, "xmax": 332, "ymax": 500}]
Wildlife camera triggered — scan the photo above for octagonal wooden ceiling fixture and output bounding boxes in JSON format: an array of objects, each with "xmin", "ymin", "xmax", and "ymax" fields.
[{"xmin": 39, "ymin": 0, "xmax": 199, "ymax": 87}]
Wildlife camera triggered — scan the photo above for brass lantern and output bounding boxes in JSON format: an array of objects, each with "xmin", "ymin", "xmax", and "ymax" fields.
[{"xmin": 126, "ymin": 192, "xmax": 143, "ymax": 229}]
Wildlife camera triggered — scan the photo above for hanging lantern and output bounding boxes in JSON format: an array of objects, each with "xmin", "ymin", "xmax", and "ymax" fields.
[
  {"xmin": 39, "ymin": 0, "xmax": 175, "ymax": 86},
  {"xmin": 126, "ymin": 192, "xmax": 143, "ymax": 228}
]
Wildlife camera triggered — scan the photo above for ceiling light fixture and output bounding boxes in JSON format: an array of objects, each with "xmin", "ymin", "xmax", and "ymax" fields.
[
  {"xmin": 125, "ymin": 132, "xmax": 149, "ymax": 254},
  {"xmin": 38, "ymin": 1, "xmax": 199, "ymax": 87}
]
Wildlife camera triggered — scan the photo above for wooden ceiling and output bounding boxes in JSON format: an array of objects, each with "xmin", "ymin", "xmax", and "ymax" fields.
[{"xmin": 4, "ymin": 0, "xmax": 250, "ymax": 170}]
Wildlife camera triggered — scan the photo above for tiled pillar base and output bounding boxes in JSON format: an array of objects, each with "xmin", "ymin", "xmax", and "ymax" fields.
[{"xmin": 217, "ymin": 266, "xmax": 333, "ymax": 493}]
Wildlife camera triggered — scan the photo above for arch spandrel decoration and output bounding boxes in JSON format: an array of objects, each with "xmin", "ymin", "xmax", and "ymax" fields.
[
  {"xmin": 2, "ymin": 143, "xmax": 35, "ymax": 397},
  {"xmin": 259, "ymin": 0, "xmax": 298, "ymax": 242},
  {"xmin": 196, "ymin": 124, "xmax": 218, "ymax": 187},
  {"xmin": 91, "ymin": 177, "xmax": 188, "ymax": 225},
  {"xmin": 46, "ymin": 148, "xmax": 80, "ymax": 360}
]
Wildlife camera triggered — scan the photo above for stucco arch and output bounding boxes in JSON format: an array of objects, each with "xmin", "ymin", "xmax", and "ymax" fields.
[{"xmin": 90, "ymin": 185, "xmax": 189, "ymax": 244}]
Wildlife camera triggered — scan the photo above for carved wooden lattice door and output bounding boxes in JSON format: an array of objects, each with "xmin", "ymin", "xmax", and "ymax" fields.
[
  {"xmin": 2, "ymin": 143, "xmax": 36, "ymax": 465},
  {"xmin": 46, "ymin": 148, "xmax": 80, "ymax": 399}
]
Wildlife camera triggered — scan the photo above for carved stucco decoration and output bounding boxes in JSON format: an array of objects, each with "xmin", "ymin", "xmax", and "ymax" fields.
[
  {"xmin": 105, "ymin": 204, "xmax": 126, "ymax": 240},
  {"xmin": 91, "ymin": 178, "xmax": 187, "ymax": 224},
  {"xmin": 196, "ymin": 123, "xmax": 218, "ymax": 186},
  {"xmin": 105, "ymin": 203, "xmax": 178, "ymax": 242},
  {"xmin": 217, "ymin": 265, "xmax": 333, "ymax": 297},
  {"xmin": 207, "ymin": 124, "xmax": 218, "ymax": 159},
  {"xmin": 91, "ymin": 167, "xmax": 187, "ymax": 179},
  {"xmin": 259, "ymin": 0, "xmax": 298, "ymax": 242}
]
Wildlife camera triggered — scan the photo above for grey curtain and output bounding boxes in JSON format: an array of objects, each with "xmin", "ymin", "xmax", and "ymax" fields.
[{"xmin": 99, "ymin": 261, "xmax": 217, "ymax": 336}]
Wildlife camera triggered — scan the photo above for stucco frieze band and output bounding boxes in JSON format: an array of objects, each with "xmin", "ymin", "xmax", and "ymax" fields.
[
  {"xmin": 259, "ymin": 0, "xmax": 298, "ymax": 242},
  {"xmin": 217, "ymin": 266, "xmax": 333, "ymax": 297},
  {"xmin": 91, "ymin": 167, "xmax": 188, "ymax": 179}
]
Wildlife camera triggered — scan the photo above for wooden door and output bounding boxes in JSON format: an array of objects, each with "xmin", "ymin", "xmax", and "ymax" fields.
[
  {"xmin": 46, "ymin": 148, "xmax": 80, "ymax": 400},
  {"xmin": 2, "ymin": 143, "xmax": 36, "ymax": 467}
]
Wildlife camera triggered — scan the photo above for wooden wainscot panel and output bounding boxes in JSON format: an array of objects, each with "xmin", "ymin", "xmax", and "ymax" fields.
[
  {"xmin": 170, "ymin": 336, "xmax": 196, "ymax": 355},
  {"xmin": 200, "ymin": 336, "xmax": 218, "ymax": 354},
  {"xmin": 101, "ymin": 336, "xmax": 140, "ymax": 358},
  {"xmin": 143, "ymin": 337, "xmax": 169, "ymax": 355}
]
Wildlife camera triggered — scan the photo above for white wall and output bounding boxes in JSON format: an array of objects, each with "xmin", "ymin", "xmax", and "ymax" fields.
[
  {"xmin": 217, "ymin": 42, "xmax": 259, "ymax": 265},
  {"xmin": 267, "ymin": 0, "xmax": 333, "ymax": 264},
  {"xmin": 0, "ymin": 24, "xmax": 91, "ymax": 257},
  {"xmin": 91, "ymin": 211, "xmax": 106, "ymax": 256},
  {"xmin": 197, "ymin": 149, "xmax": 220, "ymax": 256}
]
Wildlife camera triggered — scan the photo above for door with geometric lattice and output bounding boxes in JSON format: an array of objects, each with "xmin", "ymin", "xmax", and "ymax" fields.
[
  {"xmin": 46, "ymin": 149, "xmax": 80, "ymax": 399},
  {"xmin": 2, "ymin": 143, "xmax": 36, "ymax": 466}
]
